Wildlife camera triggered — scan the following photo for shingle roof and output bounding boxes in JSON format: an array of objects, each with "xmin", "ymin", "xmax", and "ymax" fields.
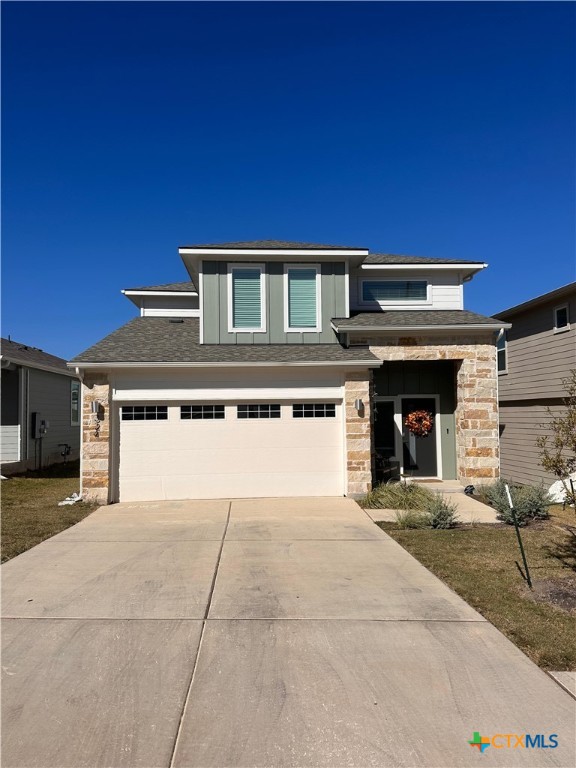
[
  {"xmin": 71, "ymin": 318, "xmax": 379, "ymax": 365},
  {"xmin": 124, "ymin": 281, "xmax": 197, "ymax": 292},
  {"xmin": 364, "ymin": 254, "xmax": 485, "ymax": 265},
  {"xmin": 332, "ymin": 310, "xmax": 507, "ymax": 330},
  {"xmin": 1, "ymin": 338, "xmax": 72, "ymax": 373},
  {"xmin": 180, "ymin": 239, "xmax": 365, "ymax": 250},
  {"xmin": 494, "ymin": 282, "xmax": 576, "ymax": 319}
]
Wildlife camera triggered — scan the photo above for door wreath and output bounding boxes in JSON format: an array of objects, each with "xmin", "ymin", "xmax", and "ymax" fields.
[{"xmin": 404, "ymin": 409, "xmax": 434, "ymax": 437}]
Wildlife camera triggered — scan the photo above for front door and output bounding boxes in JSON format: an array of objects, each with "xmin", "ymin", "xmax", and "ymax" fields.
[{"xmin": 401, "ymin": 397, "xmax": 437, "ymax": 477}]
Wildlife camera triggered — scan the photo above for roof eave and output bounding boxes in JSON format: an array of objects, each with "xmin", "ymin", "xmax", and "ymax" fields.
[
  {"xmin": 69, "ymin": 359, "xmax": 381, "ymax": 370},
  {"xmin": 331, "ymin": 322, "xmax": 511, "ymax": 333}
]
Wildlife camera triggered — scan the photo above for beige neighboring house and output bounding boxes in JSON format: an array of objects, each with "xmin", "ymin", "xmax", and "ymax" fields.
[
  {"xmin": 494, "ymin": 282, "xmax": 576, "ymax": 486},
  {"xmin": 1, "ymin": 338, "xmax": 81, "ymax": 474},
  {"xmin": 69, "ymin": 240, "xmax": 510, "ymax": 504}
]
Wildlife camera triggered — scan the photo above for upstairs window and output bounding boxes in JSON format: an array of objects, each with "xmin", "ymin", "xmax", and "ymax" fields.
[
  {"xmin": 497, "ymin": 332, "xmax": 507, "ymax": 374},
  {"xmin": 285, "ymin": 266, "xmax": 320, "ymax": 331},
  {"xmin": 70, "ymin": 380, "xmax": 80, "ymax": 426},
  {"xmin": 228, "ymin": 264, "xmax": 265, "ymax": 332},
  {"xmin": 554, "ymin": 305, "xmax": 570, "ymax": 333},
  {"xmin": 362, "ymin": 280, "xmax": 428, "ymax": 303}
]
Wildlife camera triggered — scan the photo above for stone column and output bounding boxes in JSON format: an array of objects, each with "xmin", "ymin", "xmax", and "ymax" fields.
[
  {"xmin": 82, "ymin": 375, "xmax": 111, "ymax": 504},
  {"xmin": 455, "ymin": 346, "xmax": 500, "ymax": 482},
  {"xmin": 345, "ymin": 371, "xmax": 373, "ymax": 496}
]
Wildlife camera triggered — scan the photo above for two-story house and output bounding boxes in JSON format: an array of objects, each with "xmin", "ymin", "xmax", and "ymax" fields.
[
  {"xmin": 494, "ymin": 282, "xmax": 576, "ymax": 486},
  {"xmin": 70, "ymin": 240, "xmax": 508, "ymax": 503}
]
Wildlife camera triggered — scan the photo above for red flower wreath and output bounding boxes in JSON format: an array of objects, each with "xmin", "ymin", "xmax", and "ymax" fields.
[{"xmin": 404, "ymin": 409, "xmax": 434, "ymax": 437}]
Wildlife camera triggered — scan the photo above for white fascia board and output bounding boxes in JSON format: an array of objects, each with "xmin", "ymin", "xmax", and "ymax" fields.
[
  {"xmin": 5, "ymin": 358, "xmax": 79, "ymax": 378},
  {"xmin": 179, "ymin": 248, "xmax": 369, "ymax": 258},
  {"xmin": 122, "ymin": 290, "xmax": 198, "ymax": 297},
  {"xmin": 331, "ymin": 322, "xmax": 511, "ymax": 333},
  {"xmin": 361, "ymin": 263, "xmax": 487, "ymax": 271},
  {"xmin": 71, "ymin": 360, "xmax": 381, "ymax": 370}
]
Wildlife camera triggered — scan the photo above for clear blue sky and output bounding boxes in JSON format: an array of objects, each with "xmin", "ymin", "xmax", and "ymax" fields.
[{"xmin": 3, "ymin": 1, "xmax": 575, "ymax": 359}]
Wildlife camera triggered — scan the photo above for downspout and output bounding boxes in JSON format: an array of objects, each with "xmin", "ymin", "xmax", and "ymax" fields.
[
  {"xmin": 75, "ymin": 367, "xmax": 85, "ymax": 499},
  {"xmin": 495, "ymin": 328, "xmax": 505, "ymax": 480}
]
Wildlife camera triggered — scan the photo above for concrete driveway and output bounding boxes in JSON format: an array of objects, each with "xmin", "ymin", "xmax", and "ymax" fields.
[{"xmin": 2, "ymin": 498, "xmax": 574, "ymax": 767}]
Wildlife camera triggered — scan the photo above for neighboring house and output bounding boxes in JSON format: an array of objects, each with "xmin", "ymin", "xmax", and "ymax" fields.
[
  {"xmin": 70, "ymin": 240, "xmax": 509, "ymax": 503},
  {"xmin": 494, "ymin": 283, "xmax": 576, "ymax": 486},
  {"xmin": 1, "ymin": 338, "xmax": 81, "ymax": 474}
]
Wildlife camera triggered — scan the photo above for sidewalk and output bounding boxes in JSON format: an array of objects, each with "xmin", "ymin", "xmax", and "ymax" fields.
[{"xmin": 364, "ymin": 480, "xmax": 500, "ymax": 524}]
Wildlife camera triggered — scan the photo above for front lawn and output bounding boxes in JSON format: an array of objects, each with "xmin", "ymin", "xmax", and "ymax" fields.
[
  {"xmin": 1, "ymin": 461, "xmax": 98, "ymax": 563},
  {"xmin": 378, "ymin": 505, "xmax": 576, "ymax": 671}
]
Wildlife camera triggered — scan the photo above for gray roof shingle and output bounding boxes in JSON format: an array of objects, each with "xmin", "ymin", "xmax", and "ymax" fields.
[
  {"xmin": 332, "ymin": 310, "xmax": 507, "ymax": 330},
  {"xmin": 180, "ymin": 239, "xmax": 365, "ymax": 250},
  {"xmin": 124, "ymin": 281, "xmax": 197, "ymax": 292},
  {"xmin": 1, "ymin": 338, "xmax": 72, "ymax": 373},
  {"xmin": 363, "ymin": 254, "xmax": 485, "ymax": 265},
  {"xmin": 71, "ymin": 318, "xmax": 379, "ymax": 365}
]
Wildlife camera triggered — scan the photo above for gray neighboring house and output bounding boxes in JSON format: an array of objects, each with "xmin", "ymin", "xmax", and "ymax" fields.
[
  {"xmin": 1, "ymin": 338, "xmax": 81, "ymax": 474},
  {"xmin": 494, "ymin": 282, "xmax": 576, "ymax": 486},
  {"xmin": 70, "ymin": 240, "xmax": 509, "ymax": 504}
]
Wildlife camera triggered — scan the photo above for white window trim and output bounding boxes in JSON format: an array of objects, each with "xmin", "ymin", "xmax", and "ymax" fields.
[
  {"xmin": 70, "ymin": 380, "xmax": 80, "ymax": 426},
  {"xmin": 227, "ymin": 263, "xmax": 267, "ymax": 333},
  {"xmin": 283, "ymin": 263, "xmax": 322, "ymax": 333},
  {"xmin": 497, "ymin": 332, "xmax": 507, "ymax": 375},
  {"xmin": 359, "ymin": 278, "xmax": 431, "ymax": 307},
  {"xmin": 553, "ymin": 304, "xmax": 570, "ymax": 334}
]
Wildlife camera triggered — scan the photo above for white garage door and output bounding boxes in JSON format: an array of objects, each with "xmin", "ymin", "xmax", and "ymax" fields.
[{"xmin": 118, "ymin": 402, "xmax": 344, "ymax": 501}]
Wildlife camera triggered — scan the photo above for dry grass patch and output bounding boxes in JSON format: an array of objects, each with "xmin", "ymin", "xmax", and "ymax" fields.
[
  {"xmin": 378, "ymin": 505, "xmax": 576, "ymax": 671},
  {"xmin": 1, "ymin": 462, "xmax": 98, "ymax": 563}
]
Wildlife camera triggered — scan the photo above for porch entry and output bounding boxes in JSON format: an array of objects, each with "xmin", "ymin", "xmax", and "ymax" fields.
[
  {"xmin": 372, "ymin": 359, "xmax": 457, "ymax": 483},
  {"xmin": 374, "ymin": 396, "xmax": 439, "ymax": 481}
]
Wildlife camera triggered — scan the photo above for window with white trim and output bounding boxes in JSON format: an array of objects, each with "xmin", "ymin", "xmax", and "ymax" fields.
[
  {"xmin": 70, "ymin": 381, "xmax": 80, "ymax": 426},
  {"xmin": 285, "ymin": 265, "xmax": 320, "ymax": 331},
  {"xmin": 228, "ymin": 264, "xmax": 265, "ymax": 331},
  {"xmin": 293, "ymin": 403, "xmax": 336, "ymax": 418},
  {"xmin": 181, "ymin": 405, "xmax": 225, "ymax": 420},
  {"xmin": 361, "ymin": 280, "xmax": 428, "ymax": 303},
  {"xmin": 122, "ymin": 406, "xmax": 168, "ymax": 421},
  {"xmin": 497, "ymin": 332, "xmax": 507, "ymax": 374},
  {"xmin": 554, "ymin": 305, "xmax": 570, "ymax": 333},
  {"xmin": 237, "ymin": 404, "xmax": 281, "ymax": 419}
]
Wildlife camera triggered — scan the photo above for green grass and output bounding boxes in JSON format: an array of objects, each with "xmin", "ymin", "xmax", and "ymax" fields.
[
  {"xmin": 378, "ymin": 505, "xmax": 576, "ymax": 670},
  {"xmin": 1, "ymin": 461, "xmax": 98, "ymax": 563}
]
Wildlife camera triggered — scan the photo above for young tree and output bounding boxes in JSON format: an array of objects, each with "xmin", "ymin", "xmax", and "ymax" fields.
[{"xmin": 536, "ymin": 369, "xmax": 576, "ymax": 505}]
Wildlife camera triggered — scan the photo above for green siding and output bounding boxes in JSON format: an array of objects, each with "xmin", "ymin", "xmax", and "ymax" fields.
[
  {"xmin": 374, "ymin": 361, "xmax": 457, "ymax": 480},
  {"xmin": 201, "ymin": 260, "xmax": 345, "ymax": 344}
]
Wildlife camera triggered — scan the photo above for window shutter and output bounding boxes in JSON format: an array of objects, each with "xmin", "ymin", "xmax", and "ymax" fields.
[
  {"xmin": 288, "ymin": 269, "xmax": 317, "ymax": 328},
  {"xmin": 232, "ymin": 268, "xmax": 262, "ymax": 328}
]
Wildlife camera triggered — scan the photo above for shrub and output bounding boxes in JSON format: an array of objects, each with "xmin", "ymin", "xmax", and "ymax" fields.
[
  {"xmin": 395, "ymin": 509, "xmax": 431, "ymax": 529},
  {"xmin": 426, "ymin": 494, "xmax": 460, "ymax": 529},
  {"xmin": 360, "ymin": 480, "xmax": 435, "ymax": 511},
  {"xmin": 483, "ymin": 479, "xmax": 552, "ymax": 526}
]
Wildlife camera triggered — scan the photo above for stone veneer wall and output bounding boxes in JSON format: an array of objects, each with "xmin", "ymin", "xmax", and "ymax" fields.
[
  {"xmin": 82, "ymin": 375, "xmax": 111, "ymax": 504},
  {"xmin": 351, "ymin": 333, "xmax": 500, "ymax": 484},
  {"xmin": 345, "ymin": 372, "xmax": 373, "ymax": 496}
]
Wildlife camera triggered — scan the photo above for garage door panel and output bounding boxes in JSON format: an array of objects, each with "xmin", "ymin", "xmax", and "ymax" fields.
[
  {"xmin": 119, "ymin": 402, "xmax": 344, "ymax": 501},
  {"xmin": 121, "ymin": 424, "xmax": 341, "ymax": 452},
  {"xmin": 163, "ymin": 472, "xmax": 342, "ymax": 499},
  {"xmin": 121, "ymin": 445, "xmax": 343, "ymax": 476}
]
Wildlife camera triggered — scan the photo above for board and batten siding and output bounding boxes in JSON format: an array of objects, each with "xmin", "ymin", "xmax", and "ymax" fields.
[
  {"xmin": 499, "ymin": 402, "xmax": 566, "ymax": 486},
  {"xmin": 201, "ymin": 261, "xmax": 346, "ymax": 344},
  {"xmin": 27, "ymin": 368, "xmax": 81, "ymax": 465},
  {"xmin": 349, "ymin": 269, "xmax": 463, "ymax": 311},
  {"xmin": 498, "ymin": 292, "xmax": 576, "ymax": 401}
]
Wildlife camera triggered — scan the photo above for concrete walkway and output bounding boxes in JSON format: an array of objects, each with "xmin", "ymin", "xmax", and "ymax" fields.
[
  {"xmin": 364, "ymin": 480, "xmax": 500, "ymax": 524},
  {"xmin": 2, "ymin": 498, "xmax": 574, "ymax": 767}
]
